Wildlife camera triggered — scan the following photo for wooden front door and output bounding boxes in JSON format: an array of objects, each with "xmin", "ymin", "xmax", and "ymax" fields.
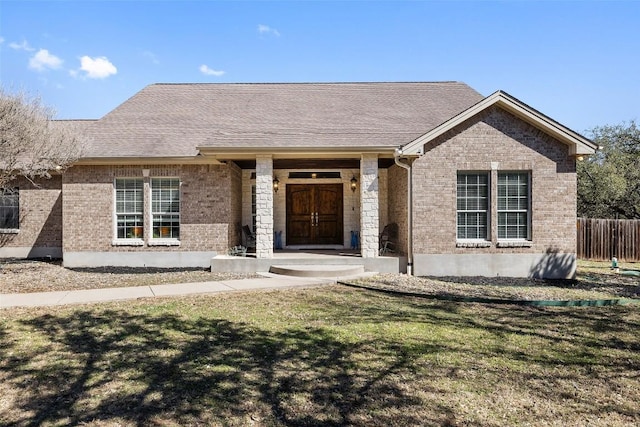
[{"xmin": 286, "ymin": 184, "xmax": 343, "ymax": 245}]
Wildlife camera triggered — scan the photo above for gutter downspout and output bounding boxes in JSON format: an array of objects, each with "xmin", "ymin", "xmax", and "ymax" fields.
[{"xmin": 394, "ymin": 147, "xmax": 414, "ymax": 276}]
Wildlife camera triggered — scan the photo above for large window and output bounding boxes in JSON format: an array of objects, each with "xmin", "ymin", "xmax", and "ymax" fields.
[
  {"xmin": 498, "ymin": 172, "xmax": 530, "ymax": 240},
  {"xmin": 151, "ymin": 178, "xmax": 180, "ymax": 239},
  {"xmin": 115, "ymin": 179, "xmax": 143, "ymax": 239},
  {"xmin": 457, "ymin": 173, "xmax": 489, "ymax": 240},
  {"xmin": 0, "ymin": 188, "xmax": 19, "ymax": 230}
]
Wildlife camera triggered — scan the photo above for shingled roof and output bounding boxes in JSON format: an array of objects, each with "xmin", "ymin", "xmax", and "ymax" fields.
[{"xmin": 81, "ymin": 82, "xmax": 484, "ymax": 158}]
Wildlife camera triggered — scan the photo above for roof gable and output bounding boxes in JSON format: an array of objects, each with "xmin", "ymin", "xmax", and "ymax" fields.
[{"xmin": 401, "ymin": 91, "xmax": 597, "ymax": 157}]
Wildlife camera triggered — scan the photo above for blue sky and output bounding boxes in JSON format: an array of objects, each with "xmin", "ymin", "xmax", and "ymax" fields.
[{"xmin": 1, "ymin": 0, "xmax": 638, "ymax": 134}]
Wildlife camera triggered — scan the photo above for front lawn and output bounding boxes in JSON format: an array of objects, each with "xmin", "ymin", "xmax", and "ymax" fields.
[{"xmin": 1, "ymin": 286, "xmax": 638, "ymax": 426}]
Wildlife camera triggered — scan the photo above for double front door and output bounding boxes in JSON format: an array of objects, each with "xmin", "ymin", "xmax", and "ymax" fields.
[{"xmin": 286, "ymin": 184, "xmax": 343, "ymax": 245}]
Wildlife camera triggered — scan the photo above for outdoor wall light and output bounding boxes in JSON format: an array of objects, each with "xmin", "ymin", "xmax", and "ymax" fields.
[
  {"xmin": 350, "ymin": 176, "xmax": 358, "ymax": 192},
  {"xmin": 273, "ymin": 176, "xmax": 280, "ymax": 193}
]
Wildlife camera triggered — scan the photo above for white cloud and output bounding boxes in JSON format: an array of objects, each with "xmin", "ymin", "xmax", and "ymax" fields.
[
  {"xmin": 199, "ymin": 64, "xmax": 225, "ymax": 76},
  {"xmin": 9, "ymin": 39, "xmax": 35, "ymax": 51},
  {"xmin": 258, "ymin": 24, "xmax": 280, "ymax": 37},
  {"xmin": 78, "ymin": 56, "xmax": 117, "ymax": 79},
  {"xmin": 0, "ymin": 37, "xmax": 4, "ymax": 44},
  {"xmin": 28, "ymin": 49, "xmax": 63, "ymax": 71}
]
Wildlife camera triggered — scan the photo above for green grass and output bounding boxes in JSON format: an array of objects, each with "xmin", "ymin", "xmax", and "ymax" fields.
[{"xmin": 1, "ymin": 285, "xmax": 639, "ymax": 426}]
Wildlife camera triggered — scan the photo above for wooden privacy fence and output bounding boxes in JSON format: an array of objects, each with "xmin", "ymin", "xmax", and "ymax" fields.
[{"xmin": 577, "ymin": 218, "xmax": 640, "ymax": 261}]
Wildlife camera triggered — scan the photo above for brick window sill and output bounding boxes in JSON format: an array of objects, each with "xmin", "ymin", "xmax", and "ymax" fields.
[
  {"xmin": 112, "ymin": 239, "xmax": 144, "ymax": 247},
  {"xmin": 148, "ymin": 239, "xmax": 181, "ymax": 247},
  {"xmin": 0, "ymin": 229, "xmax": 19, "ymax": 234},
  {"xmin": 496, "ymin": 241, "xmax": 533, "ymax": 248},
  {"xmin": 456, "ymin": 241, "xmax": 492, "ymax": 248}
]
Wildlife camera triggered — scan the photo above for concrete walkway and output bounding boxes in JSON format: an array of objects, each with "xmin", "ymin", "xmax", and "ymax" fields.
[{"xmin": 0, "ymin": 273, "xmax": 372, "ymax": 309}]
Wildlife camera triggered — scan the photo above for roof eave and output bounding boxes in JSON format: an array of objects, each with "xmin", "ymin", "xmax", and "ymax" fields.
[
  {"xmin": 402, "ymin": 91, "xmax": 598, "ymax": 157},
  {"xmin": 74, "ymin": 145, "xmax": 400, "ymax": 165},
  {"xmin": 75, "ymin": 156, "xmax": 221, "ymax": 166},
  {"xmin": 196, "ymin": 145, "xmax": 399, "ymax": 160}
]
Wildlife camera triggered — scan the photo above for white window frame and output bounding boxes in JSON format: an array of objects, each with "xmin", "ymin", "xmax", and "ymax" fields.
[
  {"xmin": 0, "ymin": 187, "xmax": 20, "ymax": 233},
  {"xmin": 149, "ymin": 177, "xmax": 181, "ymax": 245},
  {"xmin": 456, "ymin": 172, "xmax": 490, "ymax": 242},
  {"xmin": 113, "ymin": 178, "xmax": 144, "ymax": 246},
  {"xmin": 497, "ymin": 172, "xmax": 531, "ymax": 241}
]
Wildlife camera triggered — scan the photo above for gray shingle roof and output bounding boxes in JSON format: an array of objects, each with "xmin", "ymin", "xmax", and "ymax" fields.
[
  {"xmin": 82, "ymin": 82, "xmax": 484, "ymax": 158},
  {"xmin": 51, "ymin": 119, "xmax": 97, "ymax": 134}
]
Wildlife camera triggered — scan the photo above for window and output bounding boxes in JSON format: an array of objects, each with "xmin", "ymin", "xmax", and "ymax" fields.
[
  {"xmin": 151, "ymin": 178, "xmax": 180, "ymax": 239},
  {"xmin": 115, "ymin": 179, "xmax": 143, "ymax": 239},
  {"xmin": 457, "ymin": 173, "xmax": 488, "ymax": 240},
  {"xmin": 0, "ymin": 188, "xmax": 19, "ymax": 230},
  {"xmin": 498, "ymin": 172, "xmax": 530, "ymax": 240}
]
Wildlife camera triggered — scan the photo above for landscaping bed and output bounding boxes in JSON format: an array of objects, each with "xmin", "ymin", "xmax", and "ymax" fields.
[
  {"xmin": 345, "ymin": 261, "xmax": 640, "ymax": 302},
  {"xmin": 0, "ymin": 258, "xmax": 258, "ymax": 294}
]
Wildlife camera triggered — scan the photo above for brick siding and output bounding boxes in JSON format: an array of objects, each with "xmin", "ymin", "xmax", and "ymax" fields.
[
  {"xmin": 412, "ymin": 106, "xmax": 576, "ymax": 255},
  {"xmin": 0, "ymin": 176, "xmax": 62, "ymax": 252},
  {"xmin": 387, "ymin": 164, "xmax": 408, "ymax": 255},
  {"xmin": 62, "ymin": 164, "xmax": 238, "ymax": 253},
  {"xmin": 228, "ymin": 162, "xmax": 243, "ymax": 246}
]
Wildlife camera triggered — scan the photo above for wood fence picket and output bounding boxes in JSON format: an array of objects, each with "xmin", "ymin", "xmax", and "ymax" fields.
[{"xmin": 577, "ymin": 218, "xmax": 640, "ymax": 261}]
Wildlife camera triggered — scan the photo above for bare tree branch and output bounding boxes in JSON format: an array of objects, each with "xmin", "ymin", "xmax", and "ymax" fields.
[{"xmin": 0, "ymin": 87, "xmax": 84, "ymax": 189}]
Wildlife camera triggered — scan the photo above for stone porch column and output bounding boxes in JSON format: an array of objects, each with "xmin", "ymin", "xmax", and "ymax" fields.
[
  {"xmin": 360, "ymin": 154, "xmax": 379, "ymax": 258},
  {"xmin": 255, "ymin": 155, "xmax": 274, "ymax": 258}
]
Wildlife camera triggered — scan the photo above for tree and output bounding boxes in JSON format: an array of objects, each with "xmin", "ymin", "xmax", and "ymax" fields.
[
  {"xmin": 0, "ymin": 87, "xmax": 83, "ymax": 189},
  {"xmin": 577, "ymin": 121, "xmax": 640, "ymax": 219}
]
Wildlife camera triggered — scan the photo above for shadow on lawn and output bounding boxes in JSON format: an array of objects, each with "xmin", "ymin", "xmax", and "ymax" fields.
[
  {"xmin": 3, "ymin": 309, "xmax": 427, "ymax": 426},
  {"xmin": 2, "ymin": 288, "xmax": 639, "ymax": 426}
]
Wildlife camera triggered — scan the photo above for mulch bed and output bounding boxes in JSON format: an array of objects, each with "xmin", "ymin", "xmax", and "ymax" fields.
[
  {"xmin": 0, "ymin": 258, "xmax": 259, "ymax": 294},
  {"xmin": 344, "ymin": 268, "xmax": 640, "ymax": 301}
]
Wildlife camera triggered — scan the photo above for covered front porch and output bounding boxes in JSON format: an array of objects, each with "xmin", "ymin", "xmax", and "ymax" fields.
[
  {"xmin": 249, "ymin": 153, "xmax": 385, "ymax": 260},
  {"xmin": 202, "ymin": 148, "xmax": 410, "ymax": 274}
]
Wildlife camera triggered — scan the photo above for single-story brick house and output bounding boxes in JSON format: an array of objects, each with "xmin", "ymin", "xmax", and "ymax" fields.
[{"xmin": 1, "ymin": 82, "xmax": 597, "ymax": 278}]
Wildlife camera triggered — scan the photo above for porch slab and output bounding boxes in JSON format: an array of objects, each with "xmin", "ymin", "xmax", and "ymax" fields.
[{"xmin": 211, "ymin": 250, "xmax": 404, "ymax": 274}]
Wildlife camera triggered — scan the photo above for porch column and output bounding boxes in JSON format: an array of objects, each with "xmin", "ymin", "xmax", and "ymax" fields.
[
  {"xmin": 360, "ymin": 154, "xmax": 379, "ymax": 258},
  {"xmin": 255, "ymin": 155, "xmax": 274, "ymax": 258}
]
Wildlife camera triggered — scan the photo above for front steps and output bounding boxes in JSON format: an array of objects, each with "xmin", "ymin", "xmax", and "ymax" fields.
[{"xmin": 269, "ymin": 264, "xmax": 365, "ymax": 278}]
